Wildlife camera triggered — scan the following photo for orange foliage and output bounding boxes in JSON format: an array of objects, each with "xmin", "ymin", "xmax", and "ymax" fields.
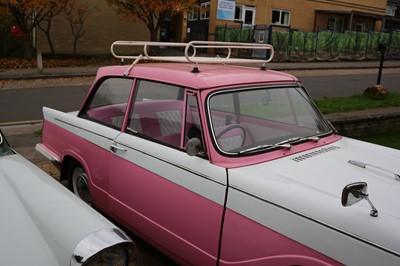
[
  {"xmin": 2, "ymin": 0, "xmax": 70, "ymax": 32},
  {"xmin": 2, "ymin": 0, "xmax": 70, "ymax": 57},
  {"xmin": 106, "ymin": 0, "xmax": 196, "ymax": 40}
]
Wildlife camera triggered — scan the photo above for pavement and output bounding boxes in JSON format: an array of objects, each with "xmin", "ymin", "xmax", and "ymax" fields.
[
  {"xmin": 1, "ymin": 59, "xmax": 400, "ymax": 265},
  {"xmin": 2, "ymin": 59, "xmax": 400, "ymax": 80}
]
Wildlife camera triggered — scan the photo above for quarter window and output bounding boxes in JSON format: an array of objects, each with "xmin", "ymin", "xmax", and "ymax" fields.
[
  {"xmin": 271, "ymin": 9, "xmax": 290, "ymax": 26},
  {"xmin": 185, "ymin": 93, "xmax": 204, "ymax": 152}
]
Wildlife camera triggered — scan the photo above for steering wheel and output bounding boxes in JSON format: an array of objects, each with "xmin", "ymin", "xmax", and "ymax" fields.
[{"xmin": 215, "ymin": 124, "xmax": 247, "ymax": 148}]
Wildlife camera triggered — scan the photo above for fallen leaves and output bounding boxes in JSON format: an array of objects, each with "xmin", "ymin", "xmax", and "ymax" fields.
[{"xmin": 0, "ymin": 57, "xmax": 117, "ymax": 69}]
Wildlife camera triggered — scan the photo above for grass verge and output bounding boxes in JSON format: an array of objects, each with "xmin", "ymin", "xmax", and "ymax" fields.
[
  {"xmin": 314, "ymin": 92, "xmax": 400, "ymax": 114},
  {"xmin": 314, "ymin": 93, "xmax": 400, "ymax": 149},
  {"xmin": 354, "ymin": 127, "xmax": 400, "ymax": 150}
]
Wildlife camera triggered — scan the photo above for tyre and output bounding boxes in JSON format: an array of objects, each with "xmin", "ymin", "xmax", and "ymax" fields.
[{"xmin": 68, "ymin": 161, "xmax": 92, "ymax": 205}]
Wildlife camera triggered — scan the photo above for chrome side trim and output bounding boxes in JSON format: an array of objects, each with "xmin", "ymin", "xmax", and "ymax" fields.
[
  {"xmin": 70, "ymin": 228, "xmax": 133, "ymax": 266},
  {"xmin": 348, "ymin": 159, "xmax": 400, "ymax": 181},
  {"xmin": 35, "ymin": 143, "xmax": 61, "ymax": 164}
]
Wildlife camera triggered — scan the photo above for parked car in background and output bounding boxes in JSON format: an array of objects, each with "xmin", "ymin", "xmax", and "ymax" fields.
[
  {"xmin": 37, "ymin": 41, "xmax": 400, "ymax": 265},
  {"xmin": 0, "ymin": 129, "xmax": 137, "ymax": 265}
]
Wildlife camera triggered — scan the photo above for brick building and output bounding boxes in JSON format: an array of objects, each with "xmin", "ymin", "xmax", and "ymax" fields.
[
  {"xmin": 37, "ymin": 0, "xmax": 149, "ymax": 55},
  {"xmin": 37, "ymin": 0, "xmax": 391, "ymax": 55},
  {"xmin": 204, "ymin": 0, "xmax": 387, "ymax": 40}
]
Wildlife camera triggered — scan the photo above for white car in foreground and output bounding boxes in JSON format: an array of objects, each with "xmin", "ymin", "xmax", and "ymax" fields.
[{"xmin": 0, "ymin": 129, "xmax": 137, "ymax": 266}]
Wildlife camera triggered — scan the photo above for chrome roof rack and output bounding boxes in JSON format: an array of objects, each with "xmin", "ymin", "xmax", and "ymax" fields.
[{"xmin": 110, "ymin": 41, "xmax": 274, "ymax": 76}]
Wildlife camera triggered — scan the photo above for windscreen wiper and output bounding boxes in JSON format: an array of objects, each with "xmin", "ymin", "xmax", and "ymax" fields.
[
  {"xmin": 239, "ymin": 136, "xmax": 320, "ymax": 154},
  {"xmin": 276, "ymin": 136, "xmax": 320, "ymax": 145},
  {"xmin": 239, "ymin": 143, "xmax": 292, "ymax": 154}
]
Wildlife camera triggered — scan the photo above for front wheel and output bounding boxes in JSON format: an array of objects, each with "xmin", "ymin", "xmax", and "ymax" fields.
[{"xmin": 68, "ymin": 162, "xmax": 92, "ymax": 205}]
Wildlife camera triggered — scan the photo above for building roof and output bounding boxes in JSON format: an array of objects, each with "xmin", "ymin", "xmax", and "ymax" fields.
[{"xmin": 315, "ymin": 9, "xmax": 385, "ymax": 19}]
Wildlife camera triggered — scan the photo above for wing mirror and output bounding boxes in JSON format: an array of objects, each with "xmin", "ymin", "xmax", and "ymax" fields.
[
  {"xmin": 186, "ymin": 138, "xmax": 202, "ymax": 156},
  {"xmin": 341, "ymin": 182, "xmax": 378, "ymax": 217}
]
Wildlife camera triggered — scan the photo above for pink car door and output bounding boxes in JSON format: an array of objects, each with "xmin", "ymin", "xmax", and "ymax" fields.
[
  {"xmin": 108, "ymin": 80, "xmax": 227, "ymax": 264},
  {"xmin": 76, "ymin": 77, "xmax": 135, "ymax": 208}
]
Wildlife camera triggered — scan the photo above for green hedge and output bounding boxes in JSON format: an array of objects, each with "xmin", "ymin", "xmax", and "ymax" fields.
[{"xmin": 215, "ymin": 26, "xmax": 400, "ymax": 61}]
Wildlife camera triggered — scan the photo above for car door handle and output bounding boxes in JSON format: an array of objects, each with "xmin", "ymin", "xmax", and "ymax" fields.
[{"xmin": 109, "ymin": 144, "xmax": 127, "ymax": 152}]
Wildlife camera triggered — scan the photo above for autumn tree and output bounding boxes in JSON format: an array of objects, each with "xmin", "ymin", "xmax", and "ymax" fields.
[
  {"xmin": 0, "ymin": 7, "xmax": 12, "ymax": 57},
  {"xmin": 0, "ymin": 0, "xmax": 69, "ymax": 58},
  {"xmin": 38, "ymin": 6, "xmax": 66, "ymax": 54},
  {"xmin": 65, "ymin": 0, "xmax": 93, "ymax": 55},
  {"xmin": 106, "ymin": 0, "xmax": 196, "ymax": 42}
]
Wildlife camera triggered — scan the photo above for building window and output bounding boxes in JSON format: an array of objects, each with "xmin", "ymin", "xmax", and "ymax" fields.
[
  {"xmin": 244, "ymin": 8, "xmax": 255, "ymax": 25},
  {"xmin": 234, "ymin": 5, "xmax": 256, "ymax": 26},
  {"xmin": 327, "ymin": 18, "xmax": 344, "ymax": 32},
  {"xmin": 355, "ymin": 21, "xmax": 372, "ymax": 32},
  {"xmin": 235, "ymin": 5, "xmax": 243, "ymax": 21},
  {"xmin": 200, "ymin": 2, "xmax": 210, "ymax": 20},
  {"xmin": 355, "ymin": 23, "xmax": 364, "ymax": 32},
  {"xmin": 188, "ymin": 7, "xmax": 198, "ymax": 21},
  {"xmin": 271, "ymin": 9, "xmax": 290, "ymax": 26},
  {"xmin": 386, "ymin": 4, "xmax": 397, "ymax": 16}
]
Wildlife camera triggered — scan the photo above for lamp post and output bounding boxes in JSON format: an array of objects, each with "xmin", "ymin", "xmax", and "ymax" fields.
[{"xmin": 364, "ymin": 43, "xmax": 389, "ymax": 98}]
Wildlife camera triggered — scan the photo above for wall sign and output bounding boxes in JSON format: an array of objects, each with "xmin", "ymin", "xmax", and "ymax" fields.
[{"xmin": 217, "ymin": 0, "xmax": 235, "ymax": 21}]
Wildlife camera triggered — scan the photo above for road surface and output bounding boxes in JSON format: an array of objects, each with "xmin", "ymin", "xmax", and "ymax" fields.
[{"xmin": 1, "ymin": 68, "xmax": 399, "ymax": 124}]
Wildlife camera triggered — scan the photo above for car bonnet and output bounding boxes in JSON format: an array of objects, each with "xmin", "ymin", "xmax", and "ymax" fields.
[
  {"xmin": 228, "ymin": 136, "xmax": 400, "ymax": 257},
  {"xmin": 0, "ymin": 154, "xmax": 115, "ymax": 265}
]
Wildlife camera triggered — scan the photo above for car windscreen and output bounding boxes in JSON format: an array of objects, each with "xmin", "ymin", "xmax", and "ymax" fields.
[
  {"xmin": 0, "ymin": 130, "xmax": 14, "ymax": 157},
  {"xmin": 207, "ymin": 85, "xmax": 333, "ymax": 155}
]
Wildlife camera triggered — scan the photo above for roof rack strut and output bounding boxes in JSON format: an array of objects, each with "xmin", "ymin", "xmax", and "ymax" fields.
[{"xmin": 111, "ymin": 41, "xmax": 274, "ymax": 75}]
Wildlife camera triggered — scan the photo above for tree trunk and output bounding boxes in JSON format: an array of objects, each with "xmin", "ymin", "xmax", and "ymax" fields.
[
  {"xmin": 149, "ymin": 29, "xmax": 159, "ymax": 55},
  {"xmin": 150, "ymin": 31, "xmax": 158, "ymax": 42},
  {"xmin": 73, "ymin": 38, "xmax": 78, "ymax": 55},
  {"xmin": 39, "ymin": 20, "xmax": 55, "ymax": 54},
  {"xmin": 22, "ymin": 33, "xmax": 33, "ymax": 59},
  {"xmin": 45, "ymin": 31, "xmax": 55, "ymax": 54}
]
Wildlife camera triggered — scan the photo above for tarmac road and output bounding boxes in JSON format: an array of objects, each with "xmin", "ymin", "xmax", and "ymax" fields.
[
  {"xmin": 1, "ymin": 67, "xmax": 400, "ymax": 124},
  {"xmin": 296, "ymin": 68, "xmax": 400, "ymax": 99}
]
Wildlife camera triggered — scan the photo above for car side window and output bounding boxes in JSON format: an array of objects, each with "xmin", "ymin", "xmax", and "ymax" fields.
[
  {"xmin": 80, "ymin": 78, "xmax": 134, "ymax": 129},
  {"xmin": 127, "ymin": 80, "xmax": 185, "ymax": 148}
]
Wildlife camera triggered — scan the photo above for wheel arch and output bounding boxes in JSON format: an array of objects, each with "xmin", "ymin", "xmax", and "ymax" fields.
[{"xmin": 60, "ymin": 153, "xmax": 91, "ymax": 183}]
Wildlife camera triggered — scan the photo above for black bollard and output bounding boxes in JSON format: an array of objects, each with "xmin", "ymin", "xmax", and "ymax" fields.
[{"xmin": 377, "ymin": 43, "xmax": 386, "ymax": 85}]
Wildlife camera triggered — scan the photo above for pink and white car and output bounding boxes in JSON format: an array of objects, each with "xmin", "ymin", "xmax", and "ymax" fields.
[{"xmin": 37, "ymin": 41, "xmax": 400, "ymax": 265}]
